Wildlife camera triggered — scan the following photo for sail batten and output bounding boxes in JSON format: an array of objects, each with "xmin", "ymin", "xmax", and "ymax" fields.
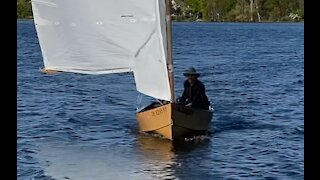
[{"xmin": 32, "ymin": 0, "xmax": 171, "ymax": 101}]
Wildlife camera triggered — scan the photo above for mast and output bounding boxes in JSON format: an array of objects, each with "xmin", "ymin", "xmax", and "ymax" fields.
[{"xmin": 165, "ymin": 0, "xmax": 175, "ymax": 102}]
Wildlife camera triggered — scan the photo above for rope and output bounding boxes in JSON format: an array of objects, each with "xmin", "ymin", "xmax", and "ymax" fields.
[
  {"xmin": 156, "ymin": 99, "xmax": 164, "ymax": 105},
  {"xmin": 136, "ymin": 93, "xmax": 143, "ymax": 110}
]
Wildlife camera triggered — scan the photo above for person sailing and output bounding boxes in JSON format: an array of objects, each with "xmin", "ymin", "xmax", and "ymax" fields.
[{"xmin": 177, "ymin": 67, "xmax": 210, "ymax": 110}]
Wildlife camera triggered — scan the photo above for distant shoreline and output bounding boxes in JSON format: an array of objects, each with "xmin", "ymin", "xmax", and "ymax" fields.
[
  {"xmin": 17, "ymin": 18, "xmax": 33, "ymax": 20},
  {"xmin": 17, "ymin": 18, "xmax": 304, "ymax": 23}
]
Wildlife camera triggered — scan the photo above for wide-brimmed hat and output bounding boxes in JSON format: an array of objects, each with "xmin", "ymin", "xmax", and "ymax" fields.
[{"xmin": 183, "ymin": 67, "xmax": 200, "ymax": 77}]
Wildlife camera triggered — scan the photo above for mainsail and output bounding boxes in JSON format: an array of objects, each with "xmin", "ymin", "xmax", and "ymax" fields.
[{"xmin": 31, "ymin": 0, "xmax": 171, "ymax": 101}]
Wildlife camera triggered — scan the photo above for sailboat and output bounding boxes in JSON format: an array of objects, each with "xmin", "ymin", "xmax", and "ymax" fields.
[{"xmin": 31, "ymin": 0, "xmax": 213, "ymax": 140}]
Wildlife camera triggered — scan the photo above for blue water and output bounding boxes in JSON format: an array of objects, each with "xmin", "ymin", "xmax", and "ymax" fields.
[{"xmin": 17, "ymin": 21, "xmax": 304, "ymax": 179}]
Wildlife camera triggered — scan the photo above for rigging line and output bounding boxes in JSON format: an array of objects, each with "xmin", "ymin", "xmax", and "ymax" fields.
[
  {"xmin": 156, "ymin": 99, "xmax": 164, "ymax": 105},
  {"xmin": 136, "ymin": 93, "xmax": 143, "ymax": 110}
]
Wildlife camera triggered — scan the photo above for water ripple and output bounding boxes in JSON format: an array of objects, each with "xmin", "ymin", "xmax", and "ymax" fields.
[{"xmin": 18, "ymin": 21, "xmax": 304, "ymax": 179}]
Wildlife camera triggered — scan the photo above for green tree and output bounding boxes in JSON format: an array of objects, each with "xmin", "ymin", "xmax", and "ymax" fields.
[
  {"xmin": 17, "ymin": 0, "xmax": 32, "ymax": 19},
  {"xmin": 204, "ymin": 0, "xmax": 237, "ymax": 21},
  {"xmin": 183, "ymin": 0, "xmax": 206, "ymax": 20},
  {"xmin": 18, "ymin": 0, "xmax": 304, "ymax": 22}
]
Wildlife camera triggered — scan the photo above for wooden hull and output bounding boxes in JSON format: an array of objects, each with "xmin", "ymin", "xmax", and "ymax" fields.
[{"xmin": 136, "ymin": 103, "xmax": 213, "ymax": 140}]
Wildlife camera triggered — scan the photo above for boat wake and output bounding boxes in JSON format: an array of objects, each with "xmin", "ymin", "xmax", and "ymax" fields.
[
  {"xmin": 184, "ymin": 135, "xmax": 210, "ymax": 142},
  {"xmin": 140, "ymin": 131, "xmax": 211, "ymax": 142},
  {"xmin": 140, "ymin": 131, "xmax": 168, "ymax": 140}
]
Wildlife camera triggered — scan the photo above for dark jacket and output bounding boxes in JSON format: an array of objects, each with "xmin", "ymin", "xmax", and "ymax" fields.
[{"xmin": 180, "ymin": 79, "xmax": 209, "ymax": 110}]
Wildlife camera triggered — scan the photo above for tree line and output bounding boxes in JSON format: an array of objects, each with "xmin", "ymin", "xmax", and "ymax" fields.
[
  {"xmin": 18, "ymin": 0, "xmax": 304, "ymax": 22},
  {"xmin": 17, "ymin": 0, "xmax": 32, "ymax": 19},
  {"xmin": 172, "ymin": 0, "xmax": 304, "ymax": 22}
]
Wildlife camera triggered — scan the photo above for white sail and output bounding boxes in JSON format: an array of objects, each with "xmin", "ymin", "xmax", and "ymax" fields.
[{"xmin": 31, "ymin": 0, "xmax": 171, "ymax": 101}]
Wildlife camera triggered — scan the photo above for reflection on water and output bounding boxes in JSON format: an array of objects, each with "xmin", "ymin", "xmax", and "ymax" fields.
[
  {"xmin": 136, "ymin": 133, "xmax": 176, "ymax": 179},
  {"xmin": 137, "ymin": 133, "xmax": 175, "ymax": 162},
  {"xmin": 136, "ymin": 133, "xmax": 211, "ymax": 179},
  {"xmin": 36, "ymin": 142, "xmax": 142, "ymax": 180},
  {"xmin": 35, "ymin": 134, "xmax": 211, "ymax": 180},
  {"xmin": 18, "ymin": 21, "xmax": 304, "ymax": 179}
]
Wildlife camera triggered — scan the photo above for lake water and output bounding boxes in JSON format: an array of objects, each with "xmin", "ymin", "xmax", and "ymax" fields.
[{"xmin": 17, "ymin": 21, "xmax": 304, "ymax": 179}]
